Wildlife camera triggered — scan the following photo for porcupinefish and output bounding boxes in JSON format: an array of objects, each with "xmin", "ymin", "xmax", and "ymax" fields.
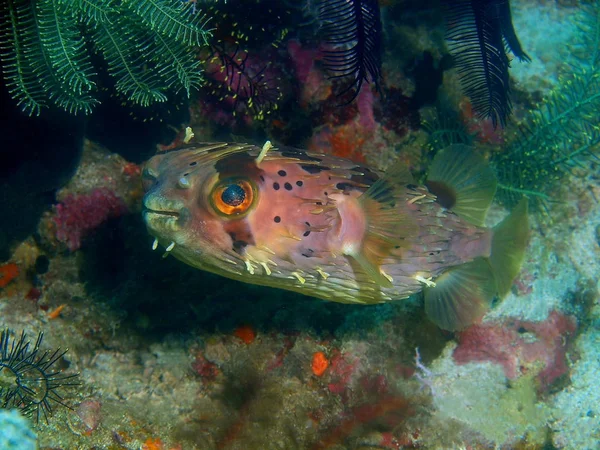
[{"xmin": 142, "ymin": 141, "xmax": 528, "ymax": 331}]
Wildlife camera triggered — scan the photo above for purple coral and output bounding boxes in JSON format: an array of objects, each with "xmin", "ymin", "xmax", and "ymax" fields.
[{"xmin": 53, "ymin": 188, "xmax": 127, "ymax": 251}]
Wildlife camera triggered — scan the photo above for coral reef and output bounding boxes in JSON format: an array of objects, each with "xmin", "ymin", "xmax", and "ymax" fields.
[
  {"xmin": 0, "ymin": 1, "xmax": 598, "ymax": 449},
  {"xmin": 0, "ymin": 329, "xmax": 79, "ymax": 422},
  {"xmin": 53, "ymin": 188, "xmax": 127, "ymax": 251}
]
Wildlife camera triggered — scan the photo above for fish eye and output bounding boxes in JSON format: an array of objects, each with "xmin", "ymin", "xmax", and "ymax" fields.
[{"xmin": 210, "ymin": 178, "xmax": 256, "ymax": 217}]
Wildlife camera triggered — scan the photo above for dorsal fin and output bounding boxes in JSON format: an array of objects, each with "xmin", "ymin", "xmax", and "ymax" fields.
[{"xmin": 426, "ymin": 144, "xmax": 497, "ymax": 226}]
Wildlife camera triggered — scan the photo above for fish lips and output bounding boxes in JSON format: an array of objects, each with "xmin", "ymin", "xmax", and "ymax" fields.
[
  {"xmin": 143, "ymin": 208, "xmax": 182, "ymax": 231},
  {"xmin": 142, "ymin": 196, "xmax": 188, "ymax": 232}
]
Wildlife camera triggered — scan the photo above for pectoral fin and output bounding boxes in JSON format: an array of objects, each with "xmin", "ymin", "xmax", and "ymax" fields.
[
  {"xmin": 350, "ymin": 160, "xmax": 419, "ymax": 287},
  {"xmin": 424, "ymin": 259, "xmax": 497, "ymax": 331}
]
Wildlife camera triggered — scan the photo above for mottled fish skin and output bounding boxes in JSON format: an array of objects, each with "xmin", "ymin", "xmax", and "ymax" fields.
[{"xmin": 141, "ymin": 142, "xmax": 492, "ymax": 306}]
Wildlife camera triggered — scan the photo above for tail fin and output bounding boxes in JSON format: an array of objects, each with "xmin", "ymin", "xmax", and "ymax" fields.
[
  {"xmin": 489, "ymin": 198, "xmax": 529, "ymax": 297},
  {"xmin": 424, "ymin": 198, "xmax": 529, "ymax": 331}
]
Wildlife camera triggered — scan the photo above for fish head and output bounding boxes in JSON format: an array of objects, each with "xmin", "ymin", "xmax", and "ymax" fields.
[
  {"xmin": 142, "ymin": 143, "xmax": 264, "ymax": 275},
  {"xmin": 141, "ymin": 141, "xmax": 393, "ymax": 299}
]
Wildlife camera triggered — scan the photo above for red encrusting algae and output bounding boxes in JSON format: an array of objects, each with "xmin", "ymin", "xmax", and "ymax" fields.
[
  {"xmin": 453, "ymin": 311, "xmax": 577, "ymax": 391},
  {"xmin": 312, "ymin": 396, "xmax": 413, "ymax": 450}
]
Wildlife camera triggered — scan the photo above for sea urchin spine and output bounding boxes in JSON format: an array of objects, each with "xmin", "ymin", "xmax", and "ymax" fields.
[{"xmin": 0, "ymin": 329, "xmax": 79, "ymax": 423}]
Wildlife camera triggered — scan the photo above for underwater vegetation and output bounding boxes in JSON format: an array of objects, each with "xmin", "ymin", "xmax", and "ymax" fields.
[
  {"xmin": 493, "ymin": 2, "xmax": 600, "ymax": 209},
  {"xmin": 0, "ymin": 0, "xmax": 210, "ymax": 115},
  {"xmin": 444, "ymin": 0, "xmax": 529, "ymax": 128},
  {"xmin": 424, "ymin": 3, "xmax": 600, "ymax": 211},
  {"xmin": 199, "ymin": 0, "xmax": 294, "ymax": 121},
  {"xmin": 0, "ymin": 329, "xmax": 79, "ymax": 423}
]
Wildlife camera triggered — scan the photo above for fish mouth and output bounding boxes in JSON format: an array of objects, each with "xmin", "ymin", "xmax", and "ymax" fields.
[
  {"xmin": 142, "ymin": 194, "xmax": 186, "ymax": 233},
  {"xmin": 142, "ymin": 208, "xmax": 180, "ymax": 218},
  {"xmin": 142, "ymin": 208, "xmax": 183, "ymax": 234}
]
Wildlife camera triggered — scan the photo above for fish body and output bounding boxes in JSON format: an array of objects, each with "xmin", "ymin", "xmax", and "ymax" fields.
[{"xmin": 142, "ymin": 142, "xmax": 528, "ymax": 330}]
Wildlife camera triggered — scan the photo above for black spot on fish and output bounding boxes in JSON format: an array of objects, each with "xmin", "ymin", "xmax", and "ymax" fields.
[
  {"xmin": 349, "ymin": 167, "xmax": 380, "ymax": 186},
  {"xmin": 296, "ymin": 180, "xmax": 303, "ymax": 187},
  {"xmin": 301, "ymin": 248, "xmax": 314, "ymax": 258},
  {"xmin": 189, "ymin": 161, "xmax": 197, "ymax": 166},
  {"xmin": 303, "ymin": 231, "xmax": 311, "ymax": 237},
  {"xmin": 233, "ymin": 240, "xmax": 248, "ymax": 252},
  {"xmin": 284, "ymin": 182, "xmax": 292, "ymax": 191},
  {"xmin": 183, "ymin": 173, "xmax": 189, "ymax": 177},
  {"xmin": 215, "ymin": 150, "xmax": 263, "ymax": 180},
  {"xmin": 273, "ymin": 182, "xmax": 280, "ymax": 190},
  {"xmin": 426, "ymin": 180, "xmax": 456, "ymax": 209},
  {"xmin": 228, "ymin": 232, "xmax": 248, "ymax": 254},
  {"xmin": 223, "ymin": 221, "xmax": 255, "ymax": 250},
  {"xmin": 301, "ymin": 164, "xmax": 329, "ymax": 174},
  {"xmin": 305, "ymin": 221, "xmax": 310, "ymax": 226},
  {"xmin": 274, "ymin": 216, "xmax": 281, "ymax": 223},
  {"xmin": 280, "ymin": 150, "xmax": 322, "ymax": 162},
  {"xmin": 278, "ymin": 170, "xmax": 287, "ymax": 177},
  {"xmin": 260, "ymin": 175, "xmax": 265, "ymax": 181},
  {"xmin": 316, "ymin": 202, "xmax": 322, "ymax": 206},
  {"xmin": 336, "ymin": 182, "xmax": 354, "ymax": 192}
]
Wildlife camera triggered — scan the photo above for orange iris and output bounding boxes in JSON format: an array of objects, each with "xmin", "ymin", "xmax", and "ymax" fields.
[{"xmin": 210, "ymin": 178, "xmax": 256, "ymax": 217}]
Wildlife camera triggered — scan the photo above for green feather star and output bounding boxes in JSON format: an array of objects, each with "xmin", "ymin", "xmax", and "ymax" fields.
[{"xmin": 0, "ymin": 0, "xmax": 211, "ymax": 116}]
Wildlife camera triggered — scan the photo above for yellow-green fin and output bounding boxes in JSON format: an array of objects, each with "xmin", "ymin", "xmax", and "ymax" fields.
[
  {"xmin": 426, "ymin": 144, "xmax": 497, "ymax": 226},
  {"xmin": 424, "ymin": 259, "xmax": 497, "ymax": 331},
  {"xmin": 489, "ymin": 198, "xmax": 529, "ymax": 297},
  {"xmin": 363, "ymin": 159, "xmax": 415, "ymax": 203},
  {"xmin": 352, "ymin": 161, "xmax": 418, "ymax": 287},
  {"xmin": 352, "ymin": 252, "xmax": 394, "ymax": 288}
]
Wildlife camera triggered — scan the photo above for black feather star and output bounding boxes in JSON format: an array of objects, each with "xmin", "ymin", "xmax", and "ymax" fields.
[
  {"xmin": 0, "ymin": 329, "xmax": 80, "ymax": 423},
  {"xmin": 445, "ymin": 0, "xmax": 529, "ymax": 128},
  {"xmin": 318, "ymin": 0, "xmax": 383, "ymax": 103}
]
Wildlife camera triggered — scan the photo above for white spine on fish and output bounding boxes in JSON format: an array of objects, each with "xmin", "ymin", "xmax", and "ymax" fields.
[
  {"xmin": 415, "ymin": 275, "xmax": 436, "ymax": 287},
  {"xmin": 162, "ymin": 241, "xmax": 176, "ymax": 258}
]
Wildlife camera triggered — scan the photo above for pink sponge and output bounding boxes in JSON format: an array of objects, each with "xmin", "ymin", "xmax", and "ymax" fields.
[
  {"xmin": 453, "ymin": 311, "xmax": 577, "ymax": 392},
  {"xmin": 53, "ymin": 188, "xmax": 127, "ymax": 251}
]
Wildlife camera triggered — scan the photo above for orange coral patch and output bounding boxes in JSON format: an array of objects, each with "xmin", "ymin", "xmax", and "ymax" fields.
[
  {"xmin": 0, "ymin": 263, "xmax": 19, "ymax": 288},
  {"xmin": 312, "ymin": 351, "xmax": 329, "ymax": 377}
]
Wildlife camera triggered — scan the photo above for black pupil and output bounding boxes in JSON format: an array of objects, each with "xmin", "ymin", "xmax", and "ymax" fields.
[{"xmin": 221, "ymin": 184, "xmax": 246, "ymax": 206}]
